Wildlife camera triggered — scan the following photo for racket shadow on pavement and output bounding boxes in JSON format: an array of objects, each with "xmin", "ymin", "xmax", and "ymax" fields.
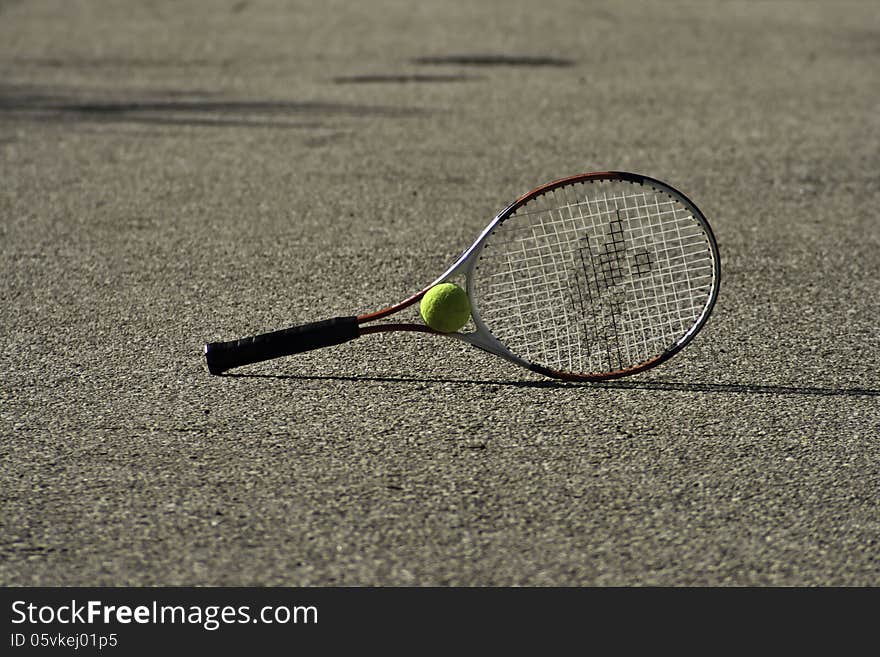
[{"xmin": 223, "ymin": 373, "xmax": 880, "ymax": 398}]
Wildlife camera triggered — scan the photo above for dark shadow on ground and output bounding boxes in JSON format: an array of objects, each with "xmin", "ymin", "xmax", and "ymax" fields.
[
  {"xmin": 412, "ymin": 54, "xmax": 575, "ymax": 67},
  {"xmin": 0, "ymin": 83, "xmax": 428, "ymax": 129},
  {"xmin": 333, "ymin": 73, "xmax": 483, "ymax": 84},
  {"xmin": 224, "ymin": 372, "xmax": 880, "ymax": 397}
]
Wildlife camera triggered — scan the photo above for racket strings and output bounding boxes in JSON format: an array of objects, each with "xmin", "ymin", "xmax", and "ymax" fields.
[{"xmin": 474, "ymin": 179, "xmax": 717, "ymax": 375}]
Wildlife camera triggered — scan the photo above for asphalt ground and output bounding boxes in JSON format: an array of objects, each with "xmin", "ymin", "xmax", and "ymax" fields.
[{"xmin": 1, "ymin": 1, "xmax": 878, "ymax": 586}]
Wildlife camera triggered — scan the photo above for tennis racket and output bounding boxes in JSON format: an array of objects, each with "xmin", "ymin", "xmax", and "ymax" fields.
[{"xmin": 205, "ymin": 171, "xmax": 720, "ymax": 381}]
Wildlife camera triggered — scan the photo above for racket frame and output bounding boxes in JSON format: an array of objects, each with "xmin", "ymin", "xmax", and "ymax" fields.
[{"xmin": 206, "ymin": 171, "xmax": 719, "ymax": 380}]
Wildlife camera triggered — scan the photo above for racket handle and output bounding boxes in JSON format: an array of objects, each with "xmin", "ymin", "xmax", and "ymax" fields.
[{"xmin": 205, "ymin": 316, "xmax": 360, "ymax": 375}]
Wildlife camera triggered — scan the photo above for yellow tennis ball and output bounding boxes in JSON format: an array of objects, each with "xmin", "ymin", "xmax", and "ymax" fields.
[{"xmin": 419, "ymin": 283, "xmax": 471, "ymax": 333}]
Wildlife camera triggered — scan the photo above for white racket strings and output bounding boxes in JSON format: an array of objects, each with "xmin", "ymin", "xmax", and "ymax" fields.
[{"xmin": 474, "ymin": 179, "xmax": 717, "ymax": 375}]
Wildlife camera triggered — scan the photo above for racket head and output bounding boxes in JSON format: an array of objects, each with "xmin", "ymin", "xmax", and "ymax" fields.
[{"xmin": 459, "ymin": 171, "xmax": 720, "ymax": 381}]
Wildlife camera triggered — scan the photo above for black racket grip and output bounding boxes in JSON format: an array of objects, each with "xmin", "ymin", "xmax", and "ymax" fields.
[{"xmin": 205, "ymin": 316, "xmax": 360, "ymax": 375}]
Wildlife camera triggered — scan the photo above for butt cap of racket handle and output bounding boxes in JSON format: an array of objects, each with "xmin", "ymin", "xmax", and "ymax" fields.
[{"xmin": 205, "ymin": 316, "xmax": 360, "ymax": 375}]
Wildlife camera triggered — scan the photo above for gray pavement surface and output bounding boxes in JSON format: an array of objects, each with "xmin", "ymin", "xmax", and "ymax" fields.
[{"xmin": 1, "ymin": 0, "xmax": 879, "ymax": 586}]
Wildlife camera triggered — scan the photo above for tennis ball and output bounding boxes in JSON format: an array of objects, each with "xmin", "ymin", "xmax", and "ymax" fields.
[{"xmin": 419, "ymin": 283, "xmax": 471, "ymax": 333}]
